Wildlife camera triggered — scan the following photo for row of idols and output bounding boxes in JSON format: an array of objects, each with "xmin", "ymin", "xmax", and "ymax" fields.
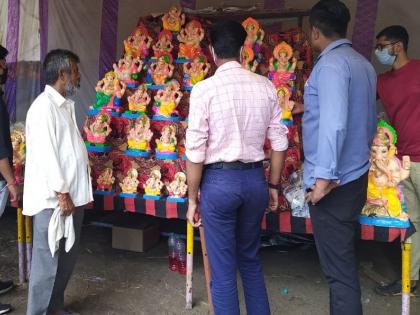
[{"xmin": 88, "ymin": 6, "xmax": 299, "ymax": 125}]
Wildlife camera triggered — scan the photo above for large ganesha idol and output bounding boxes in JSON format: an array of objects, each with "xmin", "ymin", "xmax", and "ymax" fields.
[
  {"xmin": 125, "ymin": 115, "xmax": 153, "ymax": 157},
  {"xmin": 113, "ymin": 54, "xmax": 144, "ymax": 89},
  {"xmin": 84, "ymin": 110, "xmax": 112, "ymax": 152},
  {"xmin": 155, "ymin": 124, "xmax": 178, "ymax": 160},
  {"xmin": 92, "ymin": 71, "xmax": 126, "ymax": 113},
  {"xmin": 10, "ymin": 125, "xmax": 25, "ymax": 184},
  {"xmin": 148, "ymin": 54, "xmax": 174, "ymax": 86},
  {"xmin": 269, "ymin": 42, "xmax": 297, "ymax": 89},
  {"xmin": 183, "ymin": 55, "xmax": 211, "ymax": 89},
  {"xmin": 153, "ymin": 30, "xmax": 174, "ymax": 58},
  {"xmin": 122, "ymin": 84, "xmax": 151, "ymax": 118},
  {"xmin": 124, "ymin": 24, "xmax": 153, "ymax": 59},
  {"xmin": 153, "ymin": 80, "xmax": 183, "ymax": 121},
  {"xmin": 143, "ymin": 166, "xmax": 164, "ymax": 200},
  {"xmin": 242, "ymin": 17, "xmax": 264, "ymax": 57},
  {"xmin": 360, "ymin": 121, "xmax": 411, "ymax": 227},
  {"xmin": 162, "ymin": 6, "xmax": 185, "ymax": 33},
  {"xmin": 177, "ymin": 20, "xmax": 204, "ymax": 60}
]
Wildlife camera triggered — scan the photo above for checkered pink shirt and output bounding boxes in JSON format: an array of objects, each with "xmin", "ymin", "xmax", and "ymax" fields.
[{"xmin": 186, "ymin": 61, "xmax": 288, "ymax": 165}]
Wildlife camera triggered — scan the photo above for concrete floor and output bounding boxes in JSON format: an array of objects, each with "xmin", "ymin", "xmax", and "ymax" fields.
[{"xmin": 0, "ymin": 210, "xmax": 419, "ymax": 315}]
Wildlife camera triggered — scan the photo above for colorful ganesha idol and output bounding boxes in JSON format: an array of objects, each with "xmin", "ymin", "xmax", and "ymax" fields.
[
  {"xmin": 96, "ymin": 167, "xmax": 115, "ymax": 195},
  {"xmin": 122, "ymin": 84, "xmax": 151, "ymax": 119},
  {"xmin": 153, "ymin": 80, "xmax": 183, "ymax": 122},
  {"xmin": 153, "ymin": 30, "xmax": 174, "ymax": 59},
  {"xmin": 177, "ymin": 20, "xmax": 204, "ymax": 60},
  {"xmin": 143, "ymin": 166, "xmax": 164, "ymax": 200},
  {"xmin": 183, "ymin": 55, "xmax": 211, "ymax": 89},
  {"xmin": 148, "ymin": 54, "xmax": 174, "ymax": 87},
  {"xmin": 277, "ymin": 85, "xmax": 295, "ymax": 126},
  {"xmin": 125, "ymin": 115, "xmax": 153, "ymax": 158},
  {"xmin": 119, "ymin": 168, "xmax": 140, "ymax": 198},
  {"xmin": 166, "ymin": 172, "xmax": 188, "ymax": 203},
  {"xmin": 124, "ymin": 24, "xmax": 153, "ymax": 59},
  {"xmin": 162, "ymin": 6, "xmax": 185, "ymax": 33},
  {"xmin": 269, "ymin": 42, "xmax": 297, "ymax": 89},
  {"xmin": 361, "ymin": 120, "xmax": 411, "ymax": 227},
  {"xmin": 84, "ymin": 110, "xmax": 112, "ymax": 152},
  {"xmin": 155, "ymin": 124, "xmax": 178, "ymax": 160},
  {"xmin": 113, "ymin": 54, "xmax": 144, "ymax": 89},
  {"xmin": 92, "ymin": 71, "xmax": 126, "ymax": 114}
]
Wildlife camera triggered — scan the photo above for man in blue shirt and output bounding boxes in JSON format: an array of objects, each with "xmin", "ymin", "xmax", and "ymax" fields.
[{"xmin": 303, "ymin": 1, "xmax": 376, "ymax": 314}]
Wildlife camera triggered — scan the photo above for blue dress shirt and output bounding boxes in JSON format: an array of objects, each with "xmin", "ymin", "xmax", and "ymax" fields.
[{"xmin": 303, "ymin": 39, "xmax": 377, "ymax": 188}]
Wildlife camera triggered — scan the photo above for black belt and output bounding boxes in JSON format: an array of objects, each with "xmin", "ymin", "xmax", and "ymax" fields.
[{"xmin": 205, "ymin": 161, "xmax": 263, "ymax": 170}]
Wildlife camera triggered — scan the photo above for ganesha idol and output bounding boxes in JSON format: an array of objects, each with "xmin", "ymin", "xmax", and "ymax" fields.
[
  {"xmin": 84, "ymin": 110, "xmax": 112, "ymax": 152},
  {"xmin": 122, "ymin": 84, "xmax": 151, "ymax": 119},
  {"xmin": 153, "ymin": 80, "xmax": 183, "ymax": 122},
  {"xmin": 96, "ymin": 167, "xmax": 115, "ymax": 195},
  {"xmin": 277, "ymin": 85, "xmax": 295, "ymax": 126},
  {"xmin": 113, "ymin": 54, "xmax": 144, "ymax": 89},
  {"xmin": 147, "ymin": 54, "xmax": 174, "ymax": 87},
  {"xmin": 91, "ymin": 71, "xmax": 126, "ymax": 115},
  {"xmin": 124, "ymin": 115, "xmax": 153, "ymax": 158},
  {"xmin": 162, "ymin": 6, "xmax": 185, "ymax": 33},
  {"xmin": 360, "ymin": 120, "xmax": 411, "ymax": 228},
  {"xmin": 166, "ymin": 172, "xmax": 188, "ymax": 203},
  {"xmin": 177, "ymin": 20, "xmax": 204, "ymax": 60},
  {"xmin": 143, "ymin": 167, "xmax": 164, "ymax": 200},
  {"xmin": 152, "ymin": 30, "xmax": 174, "ymax": 59},
  {"xmin": 268, "ymin": 42, "xmax": 297, "ymax": 89},
  {"xmin": 119, "ymin": 168, "xmax": 140, "ymax": 198},
  {"xmin": 183, "ymin": 55, "xmax": 211, "ymax": 90},
  {"xmin": 155, "ymin": 124, "xmax": 178, "ymax": 160},
  {"xmin": 124, "ymin": 24, "xmax": 153, "ymax": 59},
  {"xmin": 10, "ymin": 126, "xmax": 25, "ymax": 184}
]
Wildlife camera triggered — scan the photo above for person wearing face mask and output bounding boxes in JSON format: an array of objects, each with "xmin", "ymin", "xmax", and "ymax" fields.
[
  {"xmin": 23, "ymin": 49, "xmax": 92, "ymax": 315},
  {"xmin": 185, "ymin": 20, "xmax": 288, "ymax": 315},
  {"xmin": 374, "ymin": 25, "xmax": 420, "ymax": 297},
  {"xmin": 303, "ymin": 1, "xmax": 376, "ymax": 314}
]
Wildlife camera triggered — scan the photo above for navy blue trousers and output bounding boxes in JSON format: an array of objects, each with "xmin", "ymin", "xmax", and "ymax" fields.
[
  {"xmin": 309, "ymin": 173, "xmax": 368, "ymax": 315},
  {"xmin": 200, "ymin": 167, "xmax": 270, "ymax": 315}
]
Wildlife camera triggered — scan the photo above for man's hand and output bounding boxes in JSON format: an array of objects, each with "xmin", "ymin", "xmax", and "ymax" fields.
[
  {"xmin": 187, "ymin": 199, "xmax": 202, "ymax": 228},
  {"xmin": 268, "ymin": 188, "xmax": 279, "ymax": 212},
  {"xmin": 57, "ymin": 193, "xmax": 75, "ymax": 216},
  {"xmin": 7, "ymin": 183, "xmax": 22, "ymax": 203},
  {"xmin": 306, "ymin": 179, "xmax": 339, "ymax": 205}
]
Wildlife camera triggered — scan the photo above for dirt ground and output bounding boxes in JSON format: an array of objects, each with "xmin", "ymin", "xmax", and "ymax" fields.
[{"xmin": 0, "ymin": 209, "xmax": 419, "ymax": 315}]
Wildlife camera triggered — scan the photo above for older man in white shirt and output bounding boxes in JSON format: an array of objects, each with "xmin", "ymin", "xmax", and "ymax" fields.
[{"xmin": 23, "ymin": 49, "xmax": 93, "ymax": 315}]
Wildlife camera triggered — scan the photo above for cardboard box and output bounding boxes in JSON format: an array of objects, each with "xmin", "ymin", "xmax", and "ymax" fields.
[{"xmin": 112, "ymin": 219, "xmax": 160, "ymax": 253}]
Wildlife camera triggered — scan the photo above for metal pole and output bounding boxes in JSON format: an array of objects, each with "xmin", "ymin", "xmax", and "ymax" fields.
[
  {"xmin": 401, "ymin": 238, "xmax": 411, "ymax": 315},
  {"xmin": 17, "ymin": 207, "xmax": 25, "ymax": 284},
  {"xmin": 186, "ymin": 222, "xmax": 194, "ymax": 309}
]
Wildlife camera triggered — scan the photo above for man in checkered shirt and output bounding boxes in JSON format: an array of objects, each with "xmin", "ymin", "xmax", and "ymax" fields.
[{"xmin": 186, "ymin": 20, "xmax": 288, "ymax": 315}]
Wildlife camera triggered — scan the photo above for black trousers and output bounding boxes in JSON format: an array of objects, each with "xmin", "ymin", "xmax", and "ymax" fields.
[{"xmin": 309, "ymin": 173, "xmax": 368, "ymax": 315}]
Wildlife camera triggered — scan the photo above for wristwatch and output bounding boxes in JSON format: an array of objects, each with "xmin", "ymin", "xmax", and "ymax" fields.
[{"xmin": 268, "ymin": 182, "xmax": 280, "ymax": 190}]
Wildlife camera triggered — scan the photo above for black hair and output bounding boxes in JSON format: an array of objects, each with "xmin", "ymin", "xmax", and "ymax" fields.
[
  {"xmin": 376, "ymin": 25, "xmax": 409, "ymax": 51},
  {"xmin": 309, "ymin": 0, "xmax": 350, "ymax": 38},
  {"xmin": 0, "ymin": 45, "xmax": 8, "ymax": 59},
  {"xmin": 210, "ymin": 20, "xmax": 247, "ymax": 59},
  {"xmin": 43, "ymin": 49, "xmax": 80, "ymax": 85}
]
